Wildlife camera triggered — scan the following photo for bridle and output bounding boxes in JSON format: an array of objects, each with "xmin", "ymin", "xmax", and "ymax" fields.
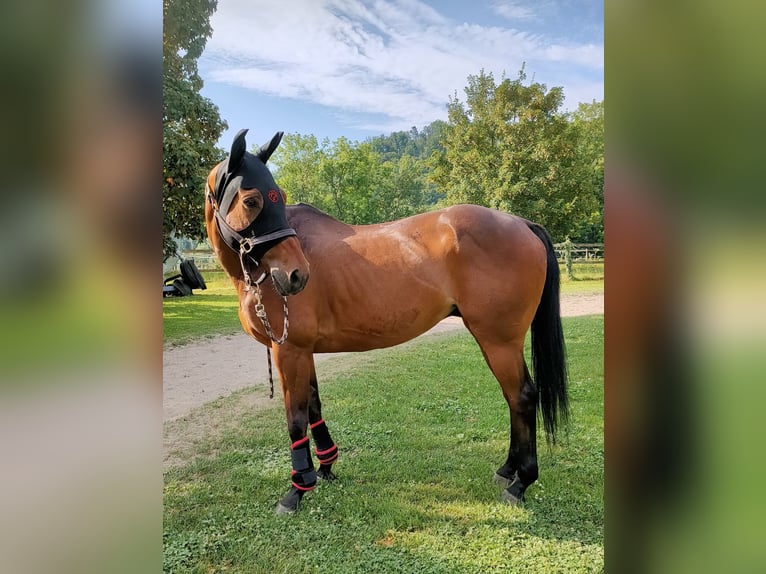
[{"xmin": 206, "ymin": 176, "xmax": 292, "ymax": 347}]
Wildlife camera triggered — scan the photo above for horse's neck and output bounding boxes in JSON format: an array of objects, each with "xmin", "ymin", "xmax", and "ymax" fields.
[
  {"xmin": 287, "ymin": 204, "xmax": 350, "ymax": 232},
  {"xmin": 286, "ymin": 204, "xmax": 354, "ymax": 252}
]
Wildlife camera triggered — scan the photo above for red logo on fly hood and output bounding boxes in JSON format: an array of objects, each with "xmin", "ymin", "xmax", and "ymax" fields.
[{"xmin": 268, "ymin": 190, "xmax": 280, "ymax": 203}]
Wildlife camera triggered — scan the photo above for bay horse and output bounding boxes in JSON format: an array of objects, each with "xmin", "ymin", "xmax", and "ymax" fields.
[{"xmin": 205, "ymin": 129, "xmax": 568, "ymax": 514}]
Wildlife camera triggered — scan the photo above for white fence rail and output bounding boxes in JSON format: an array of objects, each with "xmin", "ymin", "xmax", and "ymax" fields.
[
  {"xmin": 552, "ymin": 243, "xmax": 603, "ymax": 262},
  {"xmin": 177, "ymin": 251, "xmax": 223, "ymax": 270}
]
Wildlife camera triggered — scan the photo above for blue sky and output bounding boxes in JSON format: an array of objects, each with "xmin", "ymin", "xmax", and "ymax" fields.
[{"xmin": 199, "ymin": 0, "xmax": 603, "ymax": 149}]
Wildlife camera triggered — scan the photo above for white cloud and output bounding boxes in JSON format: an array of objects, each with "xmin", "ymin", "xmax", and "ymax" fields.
[
  {"xmin": 560, "ymin": 78, "xmax": 604, "ymax": 112},
  {"xmin": 490, "ymin": 1, "xmax": 537, "ymax": 21},
  {"xmin": 543, "ymin": 43, "xmax": 604, "ymax": 69},
  {"xmin": 201, "ymin": 0, "xmax": 602, "ymax": 131}
]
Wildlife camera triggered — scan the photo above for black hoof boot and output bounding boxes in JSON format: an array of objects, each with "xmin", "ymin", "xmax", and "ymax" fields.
[
  {"xmin": 317, "ymin": 464, "xmax": 336, "ymax": 481},
  {"xmin": 501, "ymin": 477, "xmax": 526, "ymax": 505},
  {"xmin": 275, "ymin": 486, "xmax": 304, "ymax": 515}
]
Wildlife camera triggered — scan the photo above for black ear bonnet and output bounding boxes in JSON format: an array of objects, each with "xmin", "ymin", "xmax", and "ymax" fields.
[{"xmin": 212, "ymin": 129, "xmax": 296, "ymax": 262}]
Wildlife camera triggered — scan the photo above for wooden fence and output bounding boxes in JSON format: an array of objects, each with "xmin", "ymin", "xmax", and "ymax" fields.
[
  {"xmin": 552, "ymin": 242, "xmax": 603, "ymax": 262},
  {"xmin": 173, "ymin": 250, "xmax": 222, "ymax": 271}
]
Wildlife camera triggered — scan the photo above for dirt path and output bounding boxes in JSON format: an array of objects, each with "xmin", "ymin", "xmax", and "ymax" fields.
[{"xmin": 163, "ymin": 292, "xmax": 603, "ymax": 423}]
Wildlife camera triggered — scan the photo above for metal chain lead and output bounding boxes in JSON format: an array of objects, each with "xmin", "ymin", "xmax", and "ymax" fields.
[
  {"xmin": 238, "ymin": 248, "xmax": 288, "ymax": 345},
  {"xmin": 252, "ymin": 280, "xmax": 289, "ymax": 345}
]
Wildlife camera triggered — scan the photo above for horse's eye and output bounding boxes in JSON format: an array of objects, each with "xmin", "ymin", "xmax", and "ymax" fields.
[{"xmin": 243, "ymin": 197, "xmax": 259, "ymax": 208}]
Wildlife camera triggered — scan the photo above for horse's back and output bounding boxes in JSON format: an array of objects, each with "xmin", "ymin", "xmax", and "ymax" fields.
[{"xmin": 287, "ymin": 203, "xmax": 541, "ymax": 258}]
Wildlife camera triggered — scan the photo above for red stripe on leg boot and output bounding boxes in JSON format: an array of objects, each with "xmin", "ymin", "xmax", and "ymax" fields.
[{"xmin": 291, "ymin": 436, "xmax": 309, "ymax": 449}]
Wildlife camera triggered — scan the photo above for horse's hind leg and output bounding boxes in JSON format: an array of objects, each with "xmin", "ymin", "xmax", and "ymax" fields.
[
  {"xmin": 472, "ymin": 337, "xmax": 539, "ymax": 504},
  {"xmin": 307, "ymin": 362, "xmax": 339, "ymax": 481},
  {"xmin": 495, "ymin": 360, "xmax": 538, "ymax": 504}
]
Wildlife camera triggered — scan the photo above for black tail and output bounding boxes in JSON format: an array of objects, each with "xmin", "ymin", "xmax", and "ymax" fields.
[{"xmin": 527, "ymin": 223, "xmax": 569, "ymax": 443}]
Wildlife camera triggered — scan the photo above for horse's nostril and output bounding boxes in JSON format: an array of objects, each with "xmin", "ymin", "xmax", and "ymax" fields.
[{"xmin": 289, "ymin": 269, "xmax": 302, "ymax": 287}]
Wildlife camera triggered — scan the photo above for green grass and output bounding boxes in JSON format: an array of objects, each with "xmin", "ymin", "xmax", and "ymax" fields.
[
  {"xmin": 559, "ymin": 261, "xmax": 603, "ymax": 295},
  {"xmin": 163, "ymin": 315, "xmax": 604, "ymax": 573},
  {"xmin": 163, "ymin": 271, "xmax": 241, "ymax": 345},
  {"xmin": 559, "ymin": 261, "xmax": 604, "ymax": 282},
  {"xmin": 560, "ymin": 279, "xmax": 604, "ymax": 295}
]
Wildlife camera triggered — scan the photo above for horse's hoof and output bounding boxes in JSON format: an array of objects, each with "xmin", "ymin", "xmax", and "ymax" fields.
[
  {"xmin": 275, "ymin": 502, "xmax": 298, "ymax": 515},
  {"xmin": 501, "ymin": 489, "xmax": 523, "ymax": 506},
  {"xmin": 317, "ymin": 468, "xmax": 336, "ymax": 481},
  {"xmin": 493, "ymin": 472, "xmax": 516, "ymax": 488}
]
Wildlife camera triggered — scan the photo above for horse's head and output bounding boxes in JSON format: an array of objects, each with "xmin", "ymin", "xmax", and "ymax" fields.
[{"xmin": 208, "ymin": 129, "xmax": 309, "ymax": 296}]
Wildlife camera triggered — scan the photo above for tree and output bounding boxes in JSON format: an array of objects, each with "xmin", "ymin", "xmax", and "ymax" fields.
[
  {"xmin": 273, "ymin": 133, "xmax": 432, "ymax": 225},
  {"xmin": 162, "ymin": 0, "xmax": 227, "ymax": 258},
  {"xmin": 270, "ymin": 134, "xmax": 327, "ymax": 209},
  {"xmin": 366, "ymin": 121, "xmax": 447, "ymax": 207},
  {"xmin": 318, "ymin": 138, "xmax": 382, "ymax": 224},
  {"xmin": 430, "ymin": 69, "xmax": 600, "ymax": 242},
  {"xmin": 367, "ymin": 121, "xmax": 447, "ymax": 163},
  {"xmin": 382, "ymin": 154, "xmax": 428, "ymax": 220},
  {"xmin": 569, "ymin": 100, "xmax": 604, "ymax": 242}
]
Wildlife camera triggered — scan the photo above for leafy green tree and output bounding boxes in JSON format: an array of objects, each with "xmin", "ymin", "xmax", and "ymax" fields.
[
  {"xmin": 569, "ymin": 100, "xmax": 604, "ymax": 242},
  {"xmin": 270, "ymin": 134, "xmax": 327, "ymax": 209},
  {"xmin": 380, "ymin": 155, "xmax": 428, "ymax": 220},
  {"xmin": 273, "ymin": 134, "xmax": 431, "ymax": 224},
  {"xmin": 367, "ymin": 121, "xmax": 447, "ymax": 163},
  {"xmin": 430, "ymin": 69, "xmax": 599, "ymax": 242},
  {"xmin": 366, "ymin": 122, "xmax": 447, "ymax": 208},
  {"xmin": 162, "ymin": 0, "xmax": 227, "ymax": 258},
  {"xmin": 418, "ymin": 120, "xmax": 449, "ymax": 160},
  {"xmin": 369, "ymin": 130, "xmax": 413, "ymax": 162},
  {"xmin": 318, "ymin": 138, "xmax": 383, "ymax": 224}
]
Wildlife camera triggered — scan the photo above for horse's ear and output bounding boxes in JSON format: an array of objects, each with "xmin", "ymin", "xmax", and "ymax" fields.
[
  {"xmin": 229, "ymin": 129, "xmax": 249, "ymax": 170},
  {"xmin": 257, "ymin": 131, "xmax": 284, "ymax": 164}
]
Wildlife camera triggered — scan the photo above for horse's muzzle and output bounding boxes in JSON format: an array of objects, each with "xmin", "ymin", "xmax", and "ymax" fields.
[{"xmin": 271, "ymin": 267, "xmax": 308, "ymax": 296}]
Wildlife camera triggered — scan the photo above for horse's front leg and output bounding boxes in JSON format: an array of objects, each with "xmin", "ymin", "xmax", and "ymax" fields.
[
  {"xmin": 308, "ymin": 361, "xmax": 339, "ymax": 481},
  {"xmin": 272, "ymin": 343, "xmax": 316, "ymax": 514}
]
